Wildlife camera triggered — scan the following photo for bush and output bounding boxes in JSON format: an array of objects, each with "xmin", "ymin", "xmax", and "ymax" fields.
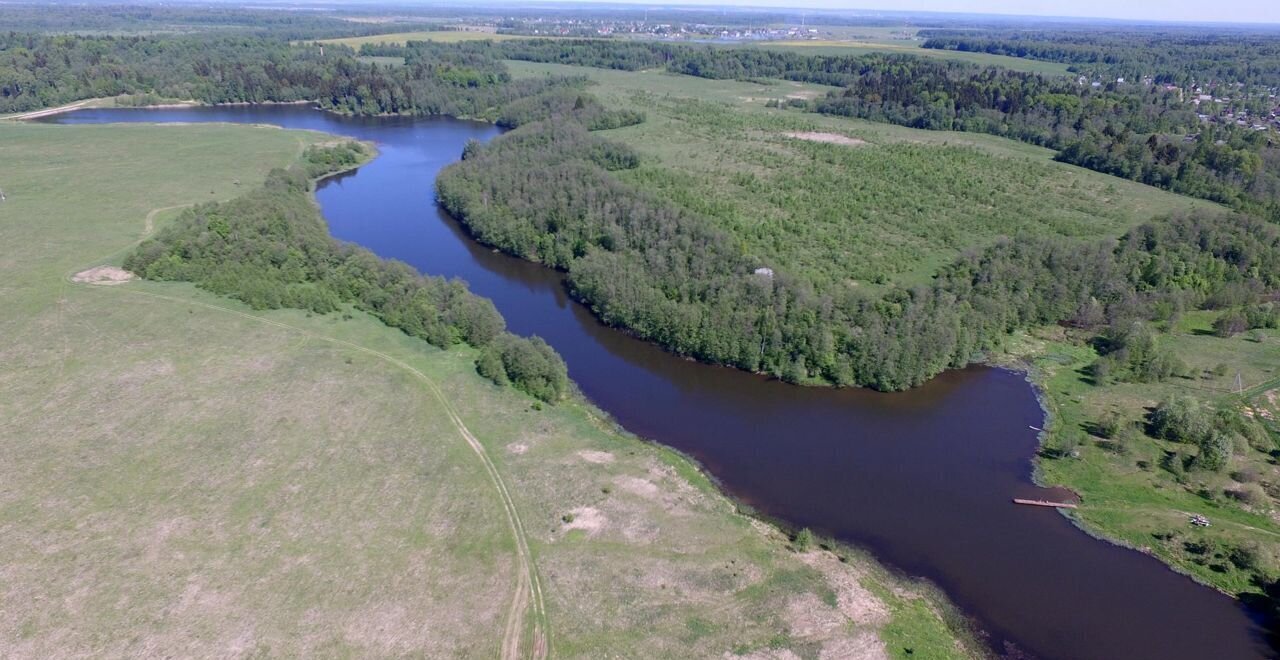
[
  {"xmin": 792, "ymin": 527, "xmax": 815, "ymax": 552},
  {"xmin": 1149, "ymin": 396, "xmax": 1212, "ymax": 443},
  {"xmin": 1195, "ymin": 430, "xmax": 1233, "ymax": 472},
  {"xmin": 1213, "ymin": 309, "xmax": 1248, "ymax": 337},
  {"xmin": 1226, "ymin": 484, "xmax": 1266, "ymax": 506}
]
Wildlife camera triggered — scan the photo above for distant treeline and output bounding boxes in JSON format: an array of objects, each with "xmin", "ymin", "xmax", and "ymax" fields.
[
  {"xmin": 125, "ymin": 143, "xmax": 569, "ymax": 402},
  {"xmin": 449, "ymin": 38, "xmax": 1279, "ymax": 222},
  {"xmin": 918, "ymin": 29, "xmax": 1280, "ymax": 89},
  {"xmin": 439, "ymin": 113, "xmax": 1280, "ymax": 390},
  {"xmin": 0, "ymin": 33, "xmax": 582, "ymax": 116},
  {"xmin": 0, "ymin": 5, "xmax": 447, "ymax": 40}
]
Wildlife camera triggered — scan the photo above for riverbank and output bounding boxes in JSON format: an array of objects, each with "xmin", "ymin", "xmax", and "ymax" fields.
[{"xmin": 1002, "ymin": 325, "xmax": 1280, "ymax": 606}]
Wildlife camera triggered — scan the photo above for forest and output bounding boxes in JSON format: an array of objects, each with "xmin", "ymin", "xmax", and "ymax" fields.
[
  {"xmin": 919, "ymin": 29, "xmax": 1280, "ymax": 88},
  {"xmin": 439, "ymin": 109, "xmax": 1280, "ymax": 390},
  {"xmin": 124, "ymin": 141, "xmax": 569, "ymax": 401},
  {"xmin": 0, "ymin": 32, "xmax": 581, "ymax": 116}
]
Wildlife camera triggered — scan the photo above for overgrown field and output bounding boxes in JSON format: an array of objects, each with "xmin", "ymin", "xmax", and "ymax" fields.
[
  {"xmin": 507, "ymin": 61, "xmax": 1204, "ymax": 289},
  {"xmin": 0, "ymin": 120, "xmax": 976, "ymax": 658}
]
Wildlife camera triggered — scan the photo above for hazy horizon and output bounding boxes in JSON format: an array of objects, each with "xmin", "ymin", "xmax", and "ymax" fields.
[{"xmin": 535, "ymin": 0, "xmax": 1278, "ymax": 26}]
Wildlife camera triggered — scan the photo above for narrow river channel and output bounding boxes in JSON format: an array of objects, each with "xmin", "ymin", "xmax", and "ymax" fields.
[{"xmin": 47, "ymin": 106, "xmax": 1275, "ymax": 659}]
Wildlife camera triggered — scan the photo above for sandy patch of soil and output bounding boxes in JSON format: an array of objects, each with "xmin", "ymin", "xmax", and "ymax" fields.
[
  {"xmin": 562, "ymin": 506, "xmax": 606, "ymax": 536},
  {"xmin": 784, "ymin": 131, "xmax": 868, "ymax": 147},
  {"xmin": 616, "ymin": 475, "xmax": 660, "ymax": 499},
  {"xmin": 797, "ymin": 551, "xmax": 890, "ymax": 626},
  {"xmin": 577, "ymin": 450, "xmax": 615, "ymax": 464},
  {"xmin": 785, "ymin": 90, "xmax": 821, "ymax": 100},
  {"xmin": 71, "ymin": 266, "xmax": 136, "ymax": 285},
  {"xmin": 507, "ymin": 442, "xmax": 529, "ymax": 455},
  {"xmin": 784, "ymin": 592, "xmax": 849, "ymax": 638}
]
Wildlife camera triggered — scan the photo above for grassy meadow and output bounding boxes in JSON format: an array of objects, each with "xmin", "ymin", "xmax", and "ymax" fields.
[
  {"xmin": 508, "ymin": 61, "xmax": 1204, "ymax": 288},
  {"xmin": 0, "ymin": 119, "xmax": 977, "ymax": 658}
]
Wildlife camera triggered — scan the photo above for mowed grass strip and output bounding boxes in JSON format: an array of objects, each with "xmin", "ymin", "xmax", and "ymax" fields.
[{"xmin": 0, "ymin": 120, "xmax": 978, "ymax": 658}]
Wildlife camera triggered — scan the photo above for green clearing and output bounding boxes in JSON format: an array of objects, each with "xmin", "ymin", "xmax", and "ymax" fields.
[
  {"xmin": 0, "ymin": 120, "xmax": 975, "ymax": 657},
  {"xmin": 508, "ymin": 61, "xmax": 1204, "ymax": 288},
  {"xmin": 1007, "ymin": 319, "xmax": 1280, "ymax": 597}
]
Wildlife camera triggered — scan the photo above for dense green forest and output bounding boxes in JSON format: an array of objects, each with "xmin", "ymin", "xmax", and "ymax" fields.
[
  {"xmin": 439, "ymin": 110, "xmax": 1280, "ymax": 389},
  {"xmin": 919, "ymin": 29, "xmax": 1280, "ymax": 88},
  {"xmin": 0, "ymin": 32, "xmax": 582, "ymax": 116},
  {"xmin": 125, "ymin": 143, "xmax": 569, "ymax": 401}
]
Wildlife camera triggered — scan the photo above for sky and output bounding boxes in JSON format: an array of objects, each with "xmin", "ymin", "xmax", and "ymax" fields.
[{"xmin": 553, "ymin": 0, "xmax": 1278, "ymax": 25}]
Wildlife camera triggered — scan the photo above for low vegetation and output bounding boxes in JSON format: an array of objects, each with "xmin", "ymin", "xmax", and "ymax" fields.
[{"xmin": 1018, "ymin": 310, "xmax": 1280, "ymax": 605}]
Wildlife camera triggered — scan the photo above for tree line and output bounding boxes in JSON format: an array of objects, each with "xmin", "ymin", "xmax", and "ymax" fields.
[
  {"xmin": 0, "ymin": 32, "xmax": 581, "ymax": 117},
  {"xmin": 439, "ymin": 108, "xmax": 1280, "ymax": 390},
  {"xmin": 124, "ymin": 140, "xmax": 569, "ymax": 401},
  {"xmin": 919, "ymin": 29, "xmax": 1280, "ymax": 89}
]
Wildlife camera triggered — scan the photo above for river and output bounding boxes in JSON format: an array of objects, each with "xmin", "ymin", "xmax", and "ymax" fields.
[{"xmin": 46, "ymin": 105, "xmax": 1275, "ymax": 659}]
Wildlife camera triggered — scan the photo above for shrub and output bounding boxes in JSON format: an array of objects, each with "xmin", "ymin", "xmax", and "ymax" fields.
[
  {"xmin": 1213, "ymin": 309, "xmax": 1248, "ymax": 337},
  {"xmin": 1195, "ymin": 430, "xmax": 1232, "ymax": 472},
  {"xmin": 792, "ymin": 527, "xmax": 815, "ymax": 553},
  {"xmin": 1149, "ymin": 396, "xmax": 1212, "ymax": 443}
]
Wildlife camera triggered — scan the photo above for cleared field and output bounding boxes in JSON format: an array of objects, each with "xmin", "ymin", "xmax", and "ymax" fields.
[
  {"xmin": 508, "ymin": 61, "xmax": 1204, "ymax": 288},
  {"xmin": 0, "ymin": 120, "xmax": 975, "ymax": 658}
]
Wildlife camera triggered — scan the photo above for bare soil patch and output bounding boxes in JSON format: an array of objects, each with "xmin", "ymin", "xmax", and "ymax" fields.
[
  {"xmin": 576, "ymin": 450, "xmax": 614, "ymax": 464},
  {"xmin": 71, "ymin": 266, "xmax": 136, "ymax": 285},
  {"xmin": 784, "ymin": 131, "xmax": 868, "ymax": 147},
  {"xmin": 561, "ymin": 507, "xmax": 606, "ymax": 536}
]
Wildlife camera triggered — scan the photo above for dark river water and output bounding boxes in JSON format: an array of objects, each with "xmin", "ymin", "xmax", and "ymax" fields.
[{"xmin": 48, "ymin": 106, "xmax": 1275, "ymax": 659}]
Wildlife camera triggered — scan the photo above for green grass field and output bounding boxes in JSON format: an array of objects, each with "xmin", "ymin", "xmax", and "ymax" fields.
[
  {"xmin": 509, "ymin": 61, "xmax": 1204, "ymax": 289},
  {"xmin": 1006, "ymin": 319, "xmax": 1280, "ymax": 597},
  {"xmin": 0, "ymin": 119, "xmax": 977, "ymax": 658}
]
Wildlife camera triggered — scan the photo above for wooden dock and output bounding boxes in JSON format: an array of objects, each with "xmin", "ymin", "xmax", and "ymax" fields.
[{"xmin": 1013, "ymin": 498, "xmax": 1078, "ymax": 509}]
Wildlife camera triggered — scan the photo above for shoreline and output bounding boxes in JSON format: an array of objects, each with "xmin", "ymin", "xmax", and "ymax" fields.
[{"xmin": 1007, "ymin": 348, "xmax": 1264, "ymax": 603}]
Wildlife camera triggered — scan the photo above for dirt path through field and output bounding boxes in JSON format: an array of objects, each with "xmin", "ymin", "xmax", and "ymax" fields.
[{"xmin": 66, "ymin": 208, "xmax": 550, "ymax": 659}]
